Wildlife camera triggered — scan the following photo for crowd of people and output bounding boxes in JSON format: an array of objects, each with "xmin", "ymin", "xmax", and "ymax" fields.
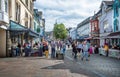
[
  {"xmin": 10, "ymin": 40, "xmax": 67, "ymax": 58},
  {"xmin": 71, "ymin": 40, "xmax": 94, "ymax": 61},
  {"xmin": 10, "ymin": 38, "xmax": 120, "ymax": 61}
]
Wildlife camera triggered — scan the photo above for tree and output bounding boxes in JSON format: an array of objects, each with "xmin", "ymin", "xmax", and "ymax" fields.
[{"xmin": 53, "ymin": 23, "xmax": 67, "ymax": 40}]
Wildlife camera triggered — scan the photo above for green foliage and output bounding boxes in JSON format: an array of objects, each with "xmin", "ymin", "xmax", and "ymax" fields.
[{"xmin": 53, "ymin": 23, "xmax": 67, "ymax": 39}]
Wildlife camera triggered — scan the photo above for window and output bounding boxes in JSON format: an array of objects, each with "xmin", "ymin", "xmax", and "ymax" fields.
[
  {"xmin": 116, "ymin": 19, "xmax": 119, "ymax": 31},
  {"xmin": 0, "ymin": 0, "xmax": 1, "ymax": 10},
  {"xmin": 114, "ymin": 19, "xmax": 119, "ymax": 32},
  {"xmin": 116, "ymin": 6, "xmax": 119, "ymax": 17},
  {"xmin": 25, "ymin": 21, "xmax": 28, "ymax": 28},
  {"xmin": 16, "ymin": 2, "xmax": 20, "ymax": 23},
  {"xmin": 30, "ymin": 17, "xmax": 32, "ymax": 28},
  {"xmin": 103, "ymin": 20, "xmax": 109, "ymax": 32},
  {"xmin": 5, "ymin": 0, "xmax": 8, "ymax": 12},
  {"xmin": 94, "ymin": 22, "xmax": 97, "ymax": 30},
  {"xmin": 25, "ymin": 0, "xmax": 28, "ymax": 6},
  {"xmin": 30, "ymin": 1, "xmax": 33, "ymax": 11},
  {"xmin": 92, "ymin": 25, "xmax": 94, "ymax": 31},
  {"xmin": 9, "ymin": 0, "xmax": 12, "ymax": 17},
  {"xmin": 25, "ymin": 12, "xmax": 28, "ymax": 28}
]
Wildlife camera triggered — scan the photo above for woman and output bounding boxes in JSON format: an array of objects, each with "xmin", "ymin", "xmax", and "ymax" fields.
[
  {"xmin": 104, "ymin": 43, "xmax": 109, "ymax": 57},
  {"xmin": 72, "ymin": 42, "xmax": 77, "ymax": 59},
  {"xmin": 88, "ymin": 45, "xmax": 93, "ymax": 57}
]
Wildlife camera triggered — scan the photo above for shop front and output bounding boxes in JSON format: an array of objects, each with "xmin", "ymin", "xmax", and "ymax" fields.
[
  {"xmin": 7, "ymin": 20, "xmax": 39, "ymax": 57},
  {"xmin": 99, "ymin": 31, "xmax": 120, "ymax": 58},
  {"xmin": 7, "ymin": 20, "xmax": 28, "ymax": 57}
]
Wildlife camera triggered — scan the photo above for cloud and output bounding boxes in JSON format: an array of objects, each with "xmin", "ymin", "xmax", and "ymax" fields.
[{"xmin": 34, "ymin": 0, "xmax": 112, "ymax": 31}]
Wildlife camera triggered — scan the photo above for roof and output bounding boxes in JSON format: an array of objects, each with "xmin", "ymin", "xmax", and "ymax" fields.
[
  {"xmin": 77, "ymin": 17, "xmax": 91, "ymax": 28},
  {"xmin": 104, "ymin": 1, "xmax": 114, "ymax": 6},
  {"xmin": 100, "ymin": 1, "xmax": 114, "ymax": 8}
]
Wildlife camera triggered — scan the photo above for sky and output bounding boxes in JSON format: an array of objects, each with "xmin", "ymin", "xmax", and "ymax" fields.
[{"xmin": 34, "ymin": 0, "xmax": 112, "ymax": 32}]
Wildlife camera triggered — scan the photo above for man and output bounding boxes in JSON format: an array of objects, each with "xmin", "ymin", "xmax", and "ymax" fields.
[
  {"xmin": 51, "ymin": 41, "xmax": 56, "ymax": 58},
  {"xmin": 81, "ymin": 41, "xmax": 89, "ymax": 61}
]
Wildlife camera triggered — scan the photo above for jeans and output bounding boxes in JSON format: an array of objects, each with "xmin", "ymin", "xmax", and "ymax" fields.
[
  {"xmin": 74, "ymin": 52, "xmax": 77, "ymax": 59},
  {"xmin": 51, "ymin": 48, "xmax": 55, "ymax": 58},
  {"xmin": 82, "ymin": 51, "xmax": 88, "ymax": 60}
]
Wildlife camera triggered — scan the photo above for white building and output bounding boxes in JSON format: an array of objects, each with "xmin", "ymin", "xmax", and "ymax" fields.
[
  {"xmin": 69, "ymin": 28, "xmax": 77, "ymax": 40},
  {"xmin": 99, "ymin": 1, "xmax": 114, "ymax": 46},
  {"xmin": 77, "ymin": 17, "xmax": 91, "ymax": 41},
  {"xmin": 0, "ymin": 0, "xmax": 9, "ymax": 57}
]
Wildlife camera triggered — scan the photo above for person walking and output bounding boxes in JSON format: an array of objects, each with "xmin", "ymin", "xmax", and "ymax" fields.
[
  {"xmin": 77, "ymin": 42, "xmax": 83, "ymax": 58},
  {"xmin": 104, "ymin": 43, "xmax": 109, "ymax": 57},
  {"xmin": 51, "ymin": 41, "xmax": 56, "ymax": 58},
  {"xmin": 45, "ymin": 41, "xmax": 49, "ymax": 58},
  {"xmin": 88, "ymin": 45, "xmax": 93, "ymax": 57},
  {"xmin": 39, "ymin": 43, "xmax": 43, "ymax": 56},
  {"xmin": 72, "ymin": 42, "xmax": 77, "ymax": 59},
  {"xmin": 17, "ymin": 43, "xmax": 21, "ymax": 56},
  {"xmin": 62, "ymin": 42, "xmax": 66, "ymax": 55},
  {"xmin": 81, "ymin": 41, "xmax": 89, "ymax": 61}
]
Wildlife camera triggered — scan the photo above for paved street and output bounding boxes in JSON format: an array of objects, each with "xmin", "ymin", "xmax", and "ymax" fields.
[
  {"xmin": 0, "ymin": 48, "xmax": 120, "ymax": 77},
  {"xmin": 66, "ymin": 49, "xmax": 120, "ymax": 77}
]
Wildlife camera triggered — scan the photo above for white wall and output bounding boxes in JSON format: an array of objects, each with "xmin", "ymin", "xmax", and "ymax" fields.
[
  {"xmin": 0, "ymin": 0, "xmax": 9, "ymax": 23},
  {"xmin": 77, "ymin": 22, "xmax": 91, "ymax": 37},
  {"xmin": 99, "ymin": 10, "xmax": 113, "ymax": 34},
  {"xmin": 99, "ymin": 5, "xmax": 113, "ymax": 46},
  {"xmin": 70, "ymin": 28, "xmax": 76, "ymax": 40}
]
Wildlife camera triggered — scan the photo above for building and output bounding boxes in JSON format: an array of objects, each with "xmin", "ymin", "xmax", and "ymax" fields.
[
  {"xmin": 99, "ymin": 1, "xmax": 114, "ymax": 47},
  {"xmin": 34, "ymin": 9, "xmax": 43, "ymax": 42},
  {"xmin": 111, "ymin": 0, "xmax": 120, "ymax": 46},
  {"xmin": 77, "ymin": 17, "xmax": 91, "ymax": 41},
  {"xmin": 69, "ymin": 28, "xmax": 77, "ymax": 40},
  {"xmin": 113, "ymin": 0, "xmax": 120, "ymax": 32},
  {"xmin": 5, "ymin": 0, "xmax": 37, "ymax": 57},
  {"xmin": 90, "ymin": 12, "xmax": 100, "ymax": 46},
  {"xmin": 0, "ymin": 0, "xmax": 9, "ymax": 57},
  {"xmin": 41, "ymin": 18, "xmax": 45, "ymax": 37}
]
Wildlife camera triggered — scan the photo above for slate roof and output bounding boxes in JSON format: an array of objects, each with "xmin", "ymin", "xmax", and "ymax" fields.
[{"xmin": 77, "ymin": 17, "xmax": 91, "ymax": 28}]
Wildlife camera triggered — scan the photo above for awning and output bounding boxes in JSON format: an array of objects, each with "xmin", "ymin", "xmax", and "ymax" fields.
[
  {"xmin": 79, "ymin": 35, "xmax": 89, "ymax": 39},
  {"xmin": 8, "ymin": 20, "xmax": 28, "ymax": 32},
  {"xmin": 92, "ymin": 37, "xmax": 100, "ymax": 39},
  {"xmin": 108, "ymin": 31, "xmax": 120, "ymax": 36},
  {"xmin": 85, "ymin": 36, "xmax": 92, "ymax": 40},
  {"xmin": 100, "ymin": 31, "xmax": 120, "ymax": 39},
  {"xmin": 0, "ymin": 25, "xmax": 7, "ymax": 30},
  {"xmin": 28, "ymin": 29, "xmax": 39, "ymax": 38}
]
